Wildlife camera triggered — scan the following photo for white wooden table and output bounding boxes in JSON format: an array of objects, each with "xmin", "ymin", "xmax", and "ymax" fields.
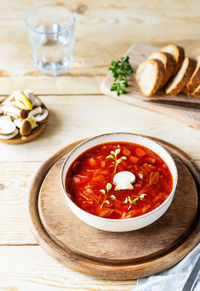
[{"xmin": 1, "ymin": 0, "xmax": 200, "ymax": 290}]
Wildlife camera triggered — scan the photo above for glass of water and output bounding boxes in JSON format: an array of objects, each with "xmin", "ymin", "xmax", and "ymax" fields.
[{"xmin": 25, "ymin": 5, "xmax": 76, "ymax": 75}]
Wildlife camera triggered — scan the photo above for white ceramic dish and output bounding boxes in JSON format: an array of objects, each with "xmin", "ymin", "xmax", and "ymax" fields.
[{"xmin": 61, "ymin": 132, "xmax": 178, "ymax": 232}]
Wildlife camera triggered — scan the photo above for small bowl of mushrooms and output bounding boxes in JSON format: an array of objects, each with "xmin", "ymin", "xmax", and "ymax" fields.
[{"xmin": 0, "ymin": 90, "xmax": 48, "ymax": 143}]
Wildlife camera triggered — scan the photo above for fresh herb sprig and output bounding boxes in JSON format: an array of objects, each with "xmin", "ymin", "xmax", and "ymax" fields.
[
  {"xmin": 100, "ymin": 183, "xmax": 112, "ymax": 208},
  {"xmin": 109, "ymin": 56, "xmax": 133, "ymax": 96},
  {"xmin": 106, "ymin": 149, "xmax": 126, "ymax": 173},
  {"xmin": 127, "ymin": 193, "xmax": 147, "ymax": 210}
]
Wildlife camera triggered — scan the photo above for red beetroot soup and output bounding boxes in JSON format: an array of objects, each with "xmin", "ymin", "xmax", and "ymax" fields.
[{"xmin": 65, "ymin": 142, "xmax": 173, "ymax": 219}]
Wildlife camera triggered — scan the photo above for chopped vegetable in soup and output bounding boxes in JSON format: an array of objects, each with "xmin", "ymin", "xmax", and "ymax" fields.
[{"xmin": 65, "ymin": 142, "xmax": 173, "ymax": 219}]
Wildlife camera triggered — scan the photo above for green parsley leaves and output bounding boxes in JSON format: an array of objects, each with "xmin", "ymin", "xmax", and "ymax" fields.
[{"xmin": 108, "ymin": 56, "xmax": 133, "ymax": 96}]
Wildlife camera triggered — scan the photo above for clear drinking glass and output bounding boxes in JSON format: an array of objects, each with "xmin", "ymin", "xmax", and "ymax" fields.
[{"xmin": 25, "ymin": 5, "xmax": 76, "ymax": 75}]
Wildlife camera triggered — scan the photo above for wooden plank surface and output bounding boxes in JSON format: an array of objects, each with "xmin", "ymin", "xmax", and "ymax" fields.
[
  {"xmin": 1, "ymin": 95, "xmax": 200, "ymax": 162},
  {"xmin": 0, "ymin": 1, "xmax": 200, "ymax": 94},
  {"xmin": 0, "ymin": 246, "xmax": 137, "ymax": 290},
  {"xmin": 1, "ymin": 0, "xmax": 200, "ymax": 289}
]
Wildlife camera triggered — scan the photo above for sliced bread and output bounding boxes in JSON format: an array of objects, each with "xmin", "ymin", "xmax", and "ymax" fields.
[
  {"xmin": 192, "ymin": 84, "xmax": 200, "ymax": 98},
  {"xmin": 166, "ymin": 57, "xmax": 197, "ymax": 95},
  {"xmin": 182, "ymin": 60, "xmax": 200, "ymax": 95},
  {"xmin": 161, "ymin": 44, "xmax": 185, "ymax": 75},
  {"xmin": 148, "ymin": 51, "xmax": 175, "ymax": 87},
  {"xmin": 136, "ymin": 59, "xmax": 165, "ymax": 96}
]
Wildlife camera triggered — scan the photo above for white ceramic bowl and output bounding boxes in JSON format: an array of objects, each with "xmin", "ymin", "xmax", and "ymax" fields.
[{"xmin": 61, "ymin": 132, "xmax": 178, "ymax": 232}]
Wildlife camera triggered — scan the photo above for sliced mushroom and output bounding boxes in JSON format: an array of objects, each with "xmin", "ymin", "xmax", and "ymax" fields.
[
  {"xmin": 14, "ymin": 91, "xmax": 33, "ymax": 110},
  {"xmin": 26, "ymin": 116, "xmax": 38, "ymax": 129},
  {"xmin": 2, "ymin": 93, "xmax": 15, "ymax": 105},
  {"xmin": 0, "ymin": 90, "xmax": 47, "ymax": 140},
  {"xmin": 6, "ymin": 115, "xmax": 13, "ymax": 122},
  {"xmin": 19, "ymin": 109, "xmax": 29, "ymax": 119},
  {"xmin": 34, "ymin": 108, "xmax": 48, "ymax": 124},
  {"xmin": 14, "ymin": 119, "xmax": 23, "ymax": 129},
  {"xmin": 0, "ymin": 128, "xmax": 18, "ymax": 139},
  {"xmin": 20, "ymin": 120, "xmax": 32, "ymax": 136},
  {"xmin": 12, "ymin": 100, "xmax": 25, "ymax": 109},
  {"xmin": 113, "ymin": 171, "xmax": 136, "ymax": 190},
  {"xmin": 28, "ymin": 106, "xmax": 42, "ymax": 117},
  {"xmin": 0, "ymin": 105, "xmax": 20, "ymax": 118},
  {"xmin": 24, "ymin": 90, "xmax": 42, "ymax": 107},
  {"xmin": 2, "ymin": 100, "xmax": 12, "ymax": 107},
  {"xmin": 0, "ymin": 116, "xmax": 16, "ymax": 135},
  {"xmin": 34, "ymin": 96, "xmax": 42, "ymax": 107}
]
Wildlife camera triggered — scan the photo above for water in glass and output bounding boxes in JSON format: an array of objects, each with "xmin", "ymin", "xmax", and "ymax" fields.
[
  {"xmin": 31, "ymin": 24, "xmax": 74, "ymax": 75},
  {"xmin": 25, "ymin": 5, "xmax": 75, "ymax": 75}
]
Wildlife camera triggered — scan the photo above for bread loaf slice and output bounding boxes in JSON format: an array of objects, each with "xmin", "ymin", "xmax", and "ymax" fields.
[
  {"xmin": 166, "ymin": 57, "xmax": 197, "ymax": 95},
  {"xmin": 161, "ymin": 44, "xmax": 185, "ymax": 75},
  {"xmin": 136, "ymin": 59, "xmax": 165, "ymax": 96},
  {"xmin": 192, "ymin": 84, "xmax": 200, "ymax": 98},
  {"xmin": 148, "ymin": 51, "xmax": 175, "ymax": 87},
  {"xmin": 182, "ymin": 60, "xmax": 200, "ymax": 95}
]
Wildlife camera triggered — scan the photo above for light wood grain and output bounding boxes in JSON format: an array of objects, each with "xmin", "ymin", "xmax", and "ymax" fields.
[
  {"xmin": 0, "ymin": 162, "xmax": 40, "ymax": 244},
  {"xmin": 0, "ymin": 1, "xmax": 200, "ymax": 94},
  {"xmin": 0, "ymin": 246, "xmax": 137, "ymax": 291},
  {"xmin": 1, "ymin": 95, "xmax": 200, "ymax": 162}
]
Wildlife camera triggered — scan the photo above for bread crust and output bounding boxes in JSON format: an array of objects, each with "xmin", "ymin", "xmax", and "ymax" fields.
[
  {"xmin": 192, "ymin": 84, "xmax": 200, "ymax": 98},
  {"xmin": 136, "ymin": 59, "xmax": 165, "ymax": 96},
  {"xmin": 161, "ymin": 44, "xmax": 185, "ymax": 75},
  {"xmin": 166, "ymin": 57, "xmax": 197, "ymax": 95},
  {"xmin": 182, "ymin": 62, "xmax": 200, "ymax": 95},
  {"xmin": 149, "ymin": 51, "xmax": 175, "ymax": 87},
  {"xmin": 162, "ymin": 52, "xmax": 176, "ymax": 81}
]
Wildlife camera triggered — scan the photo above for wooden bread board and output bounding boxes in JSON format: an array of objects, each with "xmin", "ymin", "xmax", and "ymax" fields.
[
  {"xmin": 28, "ymin": 136, "xmax": 200, "ymax": 280},
  {"xmin": 101, "ymin": 43, "xmax": 200, "ymax": 129}
]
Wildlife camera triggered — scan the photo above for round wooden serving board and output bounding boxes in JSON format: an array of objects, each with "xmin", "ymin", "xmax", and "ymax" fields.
[{"xmin": 28, "ymin": 136, "xmax": 200, "ymax": 280}]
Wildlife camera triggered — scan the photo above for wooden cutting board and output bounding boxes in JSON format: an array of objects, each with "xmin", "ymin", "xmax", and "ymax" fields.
[
  {"xmin": 101, "ymin": 43, "xmax": 200, "ymax": 129},
  {"xmin": 28, "ymin": 136, "xmax": 200, "ymax": 280}
]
